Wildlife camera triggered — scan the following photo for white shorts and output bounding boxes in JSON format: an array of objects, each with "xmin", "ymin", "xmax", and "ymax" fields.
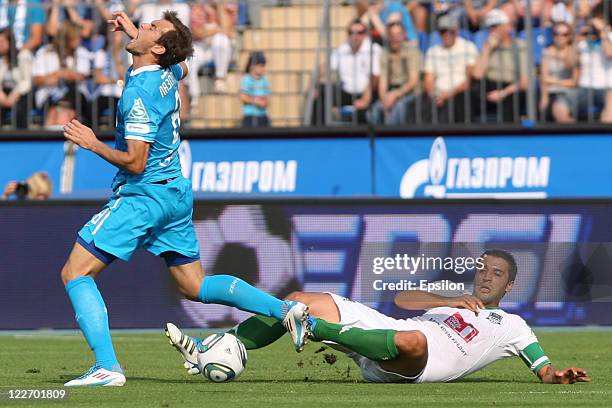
[{"xmin": 326, "ymin": 292, "xmax": 430, "ymax": 383}]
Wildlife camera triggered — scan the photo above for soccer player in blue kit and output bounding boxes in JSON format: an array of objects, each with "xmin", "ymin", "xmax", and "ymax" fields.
[{"xmin": 60, "ymin": 11, "xmax": 308, "ymax": 387}]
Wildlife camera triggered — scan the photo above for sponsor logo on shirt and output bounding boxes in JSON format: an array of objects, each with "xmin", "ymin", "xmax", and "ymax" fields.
[
  {"xmin": 486, "ymin": 312, "xmax": 503, "ymax": 325},
  {"xmin": 126, "ymin": 123, "xmax": 151, "ymax": 134},
  {"xmin": 443, "ymin": 312, "xmax": 479, "ymax": 343},
  {"xmin": 126, "ymin": 98, "xmax": 150, "ymax": 123}
]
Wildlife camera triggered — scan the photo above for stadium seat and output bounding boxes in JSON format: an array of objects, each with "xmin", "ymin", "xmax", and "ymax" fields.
[
  {"xmin": 418, "ymin": 31, "xmax": 429, "ymax": 54},
  {"xmin": 473, "ymin": 30, "xmax": 489, "ymax": 50},
  {"xmin": 518, "ymin": 27, "xmax": 553, "ymax": 66}
]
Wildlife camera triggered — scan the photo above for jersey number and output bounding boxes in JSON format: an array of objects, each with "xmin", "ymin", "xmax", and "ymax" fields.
[{"xmin": 171, "ymin": 90, "xmax": 180, "ymax": 144}]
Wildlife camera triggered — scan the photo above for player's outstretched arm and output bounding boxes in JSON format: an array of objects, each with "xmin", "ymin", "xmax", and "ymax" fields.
[
  {"xmin": 108, "ymin": 11, "xmax": 138, "ymax": 39},
  {"xmin": 395, "ymin": 291, "xmax": 484, "ymax": 314},
  {"xmin": 537, "ymin": 365, "xmax": 591, "ymax": 384},
  {"xmin": 63, "ymin": 119, "xmax": 150, "ymax": 174}
]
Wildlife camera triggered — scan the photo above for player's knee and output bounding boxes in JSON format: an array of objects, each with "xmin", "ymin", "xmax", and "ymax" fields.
[
  {"xmin": 286, "ymin": 291, "xmax": 309, "ymax": 304},
  {"xmin": 60, "ymin": 263, "xmax": 90, "ymax": 285},
  {"xmin": 176, "ymin": 278, "xmax": 202, "ymax": 301},
  {"xmin": 394, "ymin": 331, "xmax": 427, "ymax": 360}
]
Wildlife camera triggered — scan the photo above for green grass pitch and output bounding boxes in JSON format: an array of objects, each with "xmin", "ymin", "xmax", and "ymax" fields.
[{"xmin": 0, "ymin": 330, "xmax": 610, "ymax": 407}]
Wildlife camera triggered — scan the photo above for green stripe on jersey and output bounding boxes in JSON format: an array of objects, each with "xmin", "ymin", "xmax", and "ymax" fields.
[{"xmin": 519, "ymin": 342, "xmax": 550, "ymax": 374}]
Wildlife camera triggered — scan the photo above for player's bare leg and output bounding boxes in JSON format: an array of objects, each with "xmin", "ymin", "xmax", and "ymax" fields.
[
  {"xmin": 378, "ymin": 331, "xmax": 428, "ymax": 378},
  {"xmin": 285, "ymin": 291, "xmax": 341, "ymax": 323},
  {"xmin": 61, "ymin": 242, "xmax": 125, "ymax": 387},
  {"xmin": 60, "ymin": 242, "xmax": 106, "ymax": 284},
  {"xmin": 167, "ymin": 259, "xmax": 205, "ymax": 301}
]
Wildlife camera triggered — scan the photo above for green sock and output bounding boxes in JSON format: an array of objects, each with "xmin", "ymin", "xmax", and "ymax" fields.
[
  {"xmin": 311, "ymin": 318, "xmax": 399, "ymax": 361},
  {"xmin": 228, "ymin": 315, "xmax": 286, "ymax": 350}
]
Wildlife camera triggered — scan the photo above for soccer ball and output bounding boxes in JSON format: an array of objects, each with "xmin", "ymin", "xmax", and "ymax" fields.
[{"xmin": 197, "ymin": 333, "xmax": 247, "ymax": 382}]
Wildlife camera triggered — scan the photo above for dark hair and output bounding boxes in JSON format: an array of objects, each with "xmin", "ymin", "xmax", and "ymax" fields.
[
  {"xmin": 244, "ymin": 51, "xmax": 266, "ymax": 74},
  {"xmin": 386, "ymin": 21, "xmax": 405, "ymax": 31},
  {"xmin": 481, "ymin": 249, "xmax": 518, "ymax": 282},
  {"xmin": 155, "ymin": 11, "xmax": 194, "ymax": 69},
  {"xmin": 0, "ymin": 28, "xmax": 16, "ymax": 67},
  {"xmin": 347, "ymin": 18, "xmax": 367, "ymax": 34}
]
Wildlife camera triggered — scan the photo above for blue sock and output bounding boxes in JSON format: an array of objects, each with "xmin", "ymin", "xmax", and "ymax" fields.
[
  {"xmin": 65, "ymin": 277, "xmax": 121, "ymax": 372},
  {"xmin": 199, "ymin": 275, "xmax": 291, "ymax": 321}
]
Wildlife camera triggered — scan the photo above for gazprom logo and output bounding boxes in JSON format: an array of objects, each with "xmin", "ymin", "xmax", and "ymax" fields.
[
  {"xmin": 178, "ymin": 141, "xmax": 297, "ymax": 193},
  {"xmin": 400, "ymin": 137, "xmax": 551, "ymax": 198}
]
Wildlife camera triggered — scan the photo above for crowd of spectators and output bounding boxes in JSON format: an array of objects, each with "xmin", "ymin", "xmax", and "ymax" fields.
[
  {"xmin": 314, "ymin": 0, "xmax": 612, "ymax": 125},
  {"xmin": 0, "ymin": 1, "xmax": 610, "ymax": 130}
]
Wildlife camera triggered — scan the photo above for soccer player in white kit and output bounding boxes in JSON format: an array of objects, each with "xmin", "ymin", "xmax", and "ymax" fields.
[
  {"xmin": 167, "ymin": 249, "xmax": 590, "ymax": 384},
  {"xmin": 297, "ymin": 249, "xmax": 590, "ymax": 384}
]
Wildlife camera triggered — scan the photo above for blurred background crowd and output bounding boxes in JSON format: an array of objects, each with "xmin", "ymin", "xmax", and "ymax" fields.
[{"xmin": 0, "ymin": 0, "xmax": 610, "ymax": 130}]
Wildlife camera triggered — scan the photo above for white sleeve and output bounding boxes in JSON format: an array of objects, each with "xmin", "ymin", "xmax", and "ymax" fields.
[
  {"xmin": 76, "ymin": 48, "xmax": 92, "ymax": 76},
  {"xmin": 371, "ymin": 43, "xmax": 382, "ymax": 76},
  {"xmin": 507, "ymin": 316, "xmax": 539, "ymax": 355},
  {"xmin": 467, "ymin": 42, "xmax": 478, "ymax": 66},
  {"xmin": 94, "ymin": 50, "xmax": 106, "ymax": 70},
  {"xmin": 424, "ymin": 49, "xmax": 434, "ymax": 73},
  {"xmin": 31, "ymin": 48, "xmax": 47, "ymax": 76},
  {"xmin": 330, "ymin": 48, "xmax": 339, "ymax": 71}
]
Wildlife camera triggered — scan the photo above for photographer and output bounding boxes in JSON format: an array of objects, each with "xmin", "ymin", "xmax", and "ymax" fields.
[{"xmin": 2, "ymin": 171, "xmax": 52, "ymax": 200}]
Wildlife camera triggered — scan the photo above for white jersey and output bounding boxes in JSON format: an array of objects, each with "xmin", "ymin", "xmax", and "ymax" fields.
[
  {"xmin": 328, "ymin": 293, "xmax": 550, "ymax": 383},
  {"xmin": 413, "ymin": 307, "xmax": 544, "ymax": 382}
]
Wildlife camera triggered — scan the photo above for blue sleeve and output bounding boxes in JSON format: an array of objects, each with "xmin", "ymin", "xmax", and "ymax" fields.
[
  {"xmin": 29, "ymin": 0, "xmax": 46, "ymax": 24},
  {"xmin": 263, "ymin": 77, "xmax": 271, "ymax": 96},
  {"xmin": 170, "ymin": 64, "xmax": 184, "ymax": 81},
  {"xmin": 382, "ymin": 2, "xmax": 417, "ymax": 42},
  {"xmin": 121, "ymin": 87, "xmax": 160, "ymax": 143},
  {"xmin": 401, "ymin": 8, "xmax": 417, "ymax": 42},
  {"xmin": 240, "ymin": 75, "xmax": 251, "ymax": 94}
]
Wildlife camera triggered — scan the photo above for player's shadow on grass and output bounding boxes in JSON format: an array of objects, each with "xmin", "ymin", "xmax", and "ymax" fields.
[
  {"xmin": 452, "ymin": 378, "xmax": 535, "ymax": 384},
  {"xmin": 53, "ymin": 375, "xmax": 195, "ymax": 385}
]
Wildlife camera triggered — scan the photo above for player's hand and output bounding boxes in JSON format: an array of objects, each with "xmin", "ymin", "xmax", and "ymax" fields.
[
  {"xmin": 486, "ymin": 89, "xmax": 505, "ymax": 103},
  {"xmin": 63, "ymin": 119, "xmax": 100, "ymax": 151},
  {"xmin": 2, "ymin": 181, "xmax": 17, "ymax": 199},
  {"xmin": 552, "ymin": 367, "xmax": 591, "ymax": 384},
  {"xmin": 448, "ymin": 294, "xmax": 484, "ymax": 315},
  {"xmin": 109, "ymin": 11, "xmax": 138, "ymax": 39},
  {"xmin": 435, "ymin": 91, "xmax": 450, "ymax": 107}
]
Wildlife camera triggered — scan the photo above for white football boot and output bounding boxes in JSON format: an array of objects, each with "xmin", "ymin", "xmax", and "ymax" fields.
[
  {"xmin": 64, "ymin": 366, "xmax": 126, "ymax": 387},
  {"xmin": 282, "ymin": 301, "xmax": 309, "ymax": 352},
  {"xmin": 165, "ymin": 322, "xmax": 201, "ymax": 375}
]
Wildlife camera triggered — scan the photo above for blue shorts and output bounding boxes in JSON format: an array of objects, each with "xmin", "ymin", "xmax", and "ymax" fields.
[{"xmin": 78, "ymin": 177, "xmax": 200, "ymax": 262}]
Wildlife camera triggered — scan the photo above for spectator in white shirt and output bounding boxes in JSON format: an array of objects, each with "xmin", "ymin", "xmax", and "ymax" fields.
[
  {"xmin": 312, "ymin": 19, "xmax": 382, "ymax": 125},
  {"xmin": 128, "ymin": 0, "xmax": 190, "ymax": 26},
  {"xmin": 188, "ymin": 0, "xmax": 236, "ymax": 99},
  {"xmin": 576, "ymin": 16, "xmax": 612, "ymax": 122},
  {"xmin": 93, "ymin": 27, "xmax": 128, "ymax": 128},
  {"xmin": 422, "ymin": 15, "xmax": 478, "ymax": 123},
  {"xmin": 0, "ymin": 28, "xmax": 31, "ymax": 128},
  {"xmin": 32, "ymin": 22, "xmax": 92, "ymax": 127}
]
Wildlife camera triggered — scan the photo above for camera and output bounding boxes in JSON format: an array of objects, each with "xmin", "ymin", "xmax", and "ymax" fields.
[{"xmin": 15, "ymin": 182, "xmax": 29, "ymax": 199}]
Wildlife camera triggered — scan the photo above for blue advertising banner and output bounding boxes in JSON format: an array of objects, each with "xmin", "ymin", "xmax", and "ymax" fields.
[
  {"xmin": 0, "ymin": 138, "xmax": 372, "ymax": 197},
  {"xmin": 0, "ymin": 200, "xmax": 610, "ymax": 329},
  {"xmin": 376, "ymin": 135, "xmax": 612, "ymax": 198},
  {"xmin": 2, "ymin": 133, "xmax": 612, "ymax": 198}
]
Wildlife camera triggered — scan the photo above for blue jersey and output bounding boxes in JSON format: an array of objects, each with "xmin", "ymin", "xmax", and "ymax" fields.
[
  {"xmin": 240, "ymin": 74, "xmax": 270, "ymax": 117},
  {"xmin": 112, "ymin": 64, "xmax": 184, "ymax": 188}
]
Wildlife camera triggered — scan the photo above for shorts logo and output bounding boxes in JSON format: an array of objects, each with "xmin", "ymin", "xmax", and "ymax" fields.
[
  {"xmin": 126, "ymin": 97, "xmax": 150, "ymax": 123},
  {"xmin": 486, "ymin": 312, "xmax": 503, "ymax": 325},
  {"xmin": 444, "ymin": 312, "xmax": 479, "ymax": 343}
]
